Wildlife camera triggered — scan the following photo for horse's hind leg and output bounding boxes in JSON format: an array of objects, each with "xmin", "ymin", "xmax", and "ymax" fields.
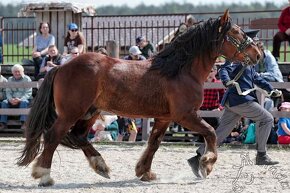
[
  {"xmin": 31, "ymin": 118, "xmax": 73, "ymax": 187},
  {"xmin": 135, "ymin": 119, "xmax": 170, "ymax": 181},
  {"xmin": 69, "ymin": 116, "xmax": 110, "ymax": 179},
  {"xmin": 179, "ymin": 113, "xmax": 217, "ymax": 178}
]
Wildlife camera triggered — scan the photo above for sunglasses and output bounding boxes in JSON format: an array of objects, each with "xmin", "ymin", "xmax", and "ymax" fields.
[{"xmin": 70, "ymin": 29, "xmax": 78, "ymax": 32}]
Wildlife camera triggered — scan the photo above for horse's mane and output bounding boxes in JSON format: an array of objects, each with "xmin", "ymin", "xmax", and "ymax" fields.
[{"xmin": 151, "ymin": 17, "xmax": 232, "ymax": 78}]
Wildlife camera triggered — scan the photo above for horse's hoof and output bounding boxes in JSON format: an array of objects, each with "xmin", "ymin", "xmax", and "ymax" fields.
[
  {"xmin": 96, "ymin": 170, "xmax": 111, "ymax": 179},
  {"xmin": 140, "ymin": 171, "xmax": 156, "ymax": 181},
  {"xmin": 187, "ymin": 155, "xmax": 202, "ymax": 178},
  {"xmin": 38, "ymin": 175, "xmax": 55, "ymax": 187}
]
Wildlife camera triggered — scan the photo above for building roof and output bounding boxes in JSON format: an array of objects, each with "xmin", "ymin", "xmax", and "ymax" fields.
[{"xmin": 18, "ymin": 2, "xmax": 96, "ymax": 16}]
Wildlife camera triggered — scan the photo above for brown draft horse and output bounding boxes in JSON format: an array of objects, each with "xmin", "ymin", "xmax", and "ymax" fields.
[{"xmin": 17, "ymin": 10, "xmax": 261, "ymax": 186}]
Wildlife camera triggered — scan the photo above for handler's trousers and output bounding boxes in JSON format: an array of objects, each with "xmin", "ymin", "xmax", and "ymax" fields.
[{"xmin": 197, "ymin": 101, "xmax": 273, "ymax": 155}]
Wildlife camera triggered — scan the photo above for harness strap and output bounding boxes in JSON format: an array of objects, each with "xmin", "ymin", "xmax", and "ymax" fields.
[{"xmin": 225, "ymin": 64, "xmax": 247, "ymax": 87}]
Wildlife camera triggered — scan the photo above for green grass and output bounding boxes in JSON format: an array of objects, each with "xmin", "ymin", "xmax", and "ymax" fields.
[{"xmin": 1, "ymin": 44, "xmax": 33, "ymax": 64}]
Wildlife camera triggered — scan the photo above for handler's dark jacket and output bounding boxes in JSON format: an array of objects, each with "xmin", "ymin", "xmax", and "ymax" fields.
[{"xmin": 219, "ymin": 61, "xmax": 273, "ymax": 107}]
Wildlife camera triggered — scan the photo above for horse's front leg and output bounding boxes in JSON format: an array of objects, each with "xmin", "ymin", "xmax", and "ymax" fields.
[
  {"xmin": 135, "ymin": 119, "xmax": 170, "ymax": 181},
  {"xmin": 179, "ymin": 113, "xmax": 217, "ymax": 178}
]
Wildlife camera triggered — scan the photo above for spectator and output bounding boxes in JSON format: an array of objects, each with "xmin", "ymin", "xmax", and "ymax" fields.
[
  {"xmin": 96, "ymin": 47, "xmax": 108, "ymax": 56},
  {"xmin": 37, "ymin": 45, "xmax": 63, "ymax": 80},
  {"xmin": 272, "ymin": 0, "xmax": 290, "ymax": 61},
  {"xmin": 63, "ymin": 23, "xmax": 85, "ymax": 55},
  {"xmin": 277, "ymin": 102, "xmax": 290, "ymax": 144},
  {"xmin": 124, "ymin": 46, "xmax": 146, "ymax": 60},
  {"xmin": 117, "ymin": 116, "xmax": 137, "ymax": 142},
  {"xmin": 171, "ymin": 15, "xmax": 197, "ymax": 42},
  {"xmin": 89, "ymin": 115, "xmax": 119, "ymax": 142},
  {"xmin": 32, "ymin": 22, "xmax": 55, "ymax": 79},
  {"xmin": 61, "ymin": 47, "xmax": 79, "ymax": 64},
  {"xmin": 255, "ymin": 38, "xmax": 284, "ymax": 83},
  {"xmin": 0, "ymin": 64, "xmax": 32, "ymax": 130},
  {"xmin": 136, "ymin": 36, "xmax": 156, "ymax": 59},
  {"xmin": 200, "ymin": 65, "xmax": 225, "ymax": 129},
  {"xmin": 0, "ymin": 66, "xmax": 8, "ymax": 102}
]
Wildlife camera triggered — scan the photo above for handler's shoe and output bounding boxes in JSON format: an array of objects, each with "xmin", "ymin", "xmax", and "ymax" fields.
[
  {"xmin": 256, "ymin": 154, "xmax": 279, "ymax": 165},
  {"xmin": 187, "ymin": 153, "xmax": 201, "ymax": 178}
]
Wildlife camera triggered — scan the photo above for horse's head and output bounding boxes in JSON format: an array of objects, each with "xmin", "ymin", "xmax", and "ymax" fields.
[{"xmin": 219, "ymin": 9, "xmax": 261, "ymax": 65}]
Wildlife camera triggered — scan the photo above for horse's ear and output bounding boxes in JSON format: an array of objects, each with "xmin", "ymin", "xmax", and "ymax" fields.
[
  {"xmin": 219, "ymin": 9, "xmax": 230, "ymax": 32},
  {"xmin": 220, "ymin": 9, "xmax": 230, "ymax": 26}
]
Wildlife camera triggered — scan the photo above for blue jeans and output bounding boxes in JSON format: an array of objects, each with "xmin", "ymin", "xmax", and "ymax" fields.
[{"xmin": 0, "ymin": 99, "xmax": 30, "ymax": 123}]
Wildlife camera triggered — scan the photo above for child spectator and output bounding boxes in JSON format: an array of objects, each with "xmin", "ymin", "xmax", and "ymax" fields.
[
  {"xmin": 37, "ymin": 45, "xmax": 63, "ymax": 80},
  {"xmin": 124, "ymin": 46, "xmax": 146, "ymax": 61},
  {"xmin": 61, "ymin": 47, "xmax": 79, "ymax": 64},
  {"xmin": 277, "ymin": 102, "xmax": 290, "ymax": 144}
]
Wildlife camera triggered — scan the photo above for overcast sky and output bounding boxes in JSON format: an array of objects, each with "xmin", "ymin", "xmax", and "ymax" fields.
[{"xmin": 0, "ymin": 0, "xmax": 288, "ymax": 8}]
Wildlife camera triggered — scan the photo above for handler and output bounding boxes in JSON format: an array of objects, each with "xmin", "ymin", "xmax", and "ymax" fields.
[{"xmin": 188, "ymin": 30, "xmax": 281, "ymax": 178}]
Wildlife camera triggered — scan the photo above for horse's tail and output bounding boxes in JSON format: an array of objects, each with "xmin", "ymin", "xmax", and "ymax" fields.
[{"xmin": 17, "ymin": 67, "xmax": 58, "ymax": 166}]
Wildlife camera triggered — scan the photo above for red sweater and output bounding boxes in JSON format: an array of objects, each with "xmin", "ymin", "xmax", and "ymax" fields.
[{"xmin": 278, "ymin": 6, "xmax": 290, "ymax": 33}]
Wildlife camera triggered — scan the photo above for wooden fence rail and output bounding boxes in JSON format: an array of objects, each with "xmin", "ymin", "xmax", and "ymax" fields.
[{"xmin": 1, "ymin": 81, "xmax": 290, "ymax": 140}]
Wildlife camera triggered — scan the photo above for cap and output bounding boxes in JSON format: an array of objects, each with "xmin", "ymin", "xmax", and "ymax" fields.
[
  {"xmin": 280, "ymin": 102, "xmax": 290, "ymax": 109},
  {"xmin": 129, "ymin": 46, "xmax": 142, "ymax": 56},
  {"xmin": 244, "ymin": 29, "xmax": 260, "ymax": 39},
  {"xmin": 68, "ymin": 23, "xmax": 78, "ymax": 30},
  {"xmin": 136, "ymin": 36, "xmax": 145, "ymax": 44}
]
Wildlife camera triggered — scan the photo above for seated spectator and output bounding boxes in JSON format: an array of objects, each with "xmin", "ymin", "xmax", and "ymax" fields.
[
  {"xmin": 89, "ymin": 115, "xmax": 119, "ymax": 142},
  {"xmin": 0, "ymin": 66, "xmax": 8, "ymax": 102},
  {"xmin": 117, "ymin": 116, "xmax": 137, "ymax": 142},
  {"xmin": 32, "ymin": 22, "xmax": 55, "ymax": 79},
  {"xmin": 223, "ymin": 120, "xmax": 246, "ymax": 144},
  {"xmin": 277, "ymin": 102, "xmax": 290, "ymax": 144},
  {"xmin": 200, "ymin": 65, "xmax": 225, "ymax": 128},
  {"xmin": 136, "ymin": 36, "xmax": 156, "ymax": 59},
  {"xmin": 255, "ymin": 41, "xmax": 283, "ymax": 82},
  {"xmin": 124, "ymin": 46, "xmax": 146, "ymax": 61},
  {"xmin": 61, "ymin": 47, "xmax": 79, "ymax": 64},
  {"xmin": 272, "ymin": 2, "xmax": 290, "ymax": 61},
  {"xmin": 63, "ymin": 23, "xmax": 85, "ymax": 55},
  {"xmin": 171, "ymin": 14, "xmax": 197, "ymax": 42},
  {"xmin": 37, "ymin": 45, "xmax": 63, "ymax": 80},
  {"xmin": 96, "ymin": 47, "xmax": 108, "ymax": 56},
  {"xmin": 0, "ymin": 64, "xmax": 32, "ymax": 130}
]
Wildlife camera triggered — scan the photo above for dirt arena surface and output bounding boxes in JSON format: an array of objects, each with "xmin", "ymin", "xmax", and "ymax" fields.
[{"xmin": 0, "ymin": 138, "xmax": 290, "ymax": 193}]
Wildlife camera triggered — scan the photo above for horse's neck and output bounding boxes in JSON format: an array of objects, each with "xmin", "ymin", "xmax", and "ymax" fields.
[{"xmin": 190, "ymin": 57, "xmax": 216, "ymax": 83}]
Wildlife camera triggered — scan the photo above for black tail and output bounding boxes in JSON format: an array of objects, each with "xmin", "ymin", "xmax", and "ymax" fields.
[{"xmin": 17, "ymin": 68, "xmax": 58, "ymax": 166}]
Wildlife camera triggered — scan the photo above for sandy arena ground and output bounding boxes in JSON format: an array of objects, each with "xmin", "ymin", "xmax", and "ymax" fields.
[{"xmin": 0, "ymin": 139, "xmax": 290, "ymax": 193}]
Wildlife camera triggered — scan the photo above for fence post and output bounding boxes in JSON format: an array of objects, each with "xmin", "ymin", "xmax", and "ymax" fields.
[
  {"xmin": 106, "ymin": 40, "xmax": 119, "ymax": 58},
  {"xmin": 142, "ymin": 118, "xmax": 151, "ymax": 141}
]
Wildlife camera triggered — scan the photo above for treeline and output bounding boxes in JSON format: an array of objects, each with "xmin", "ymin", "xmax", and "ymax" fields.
[
  {"xmin": 0, "ymin": 2, "xmax": 286, "ymax": 17},
  {"xmin": 0, "ymin": 3, "xmax": 21, "ymax": 17},
  {"xmin": 96, "ymin": 2, "xmax": 284, "ymax": 17}
]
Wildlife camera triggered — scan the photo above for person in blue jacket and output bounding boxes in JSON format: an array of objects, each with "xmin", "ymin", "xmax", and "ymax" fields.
[{"xmin": 187, "ymin": 30, "xmax": 282, "ymax": 178}]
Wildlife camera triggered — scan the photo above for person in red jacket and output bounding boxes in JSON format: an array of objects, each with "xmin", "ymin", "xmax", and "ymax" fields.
[{"xmin": 272, "ymin": 0, "xmax": 290, "ymax": 61}]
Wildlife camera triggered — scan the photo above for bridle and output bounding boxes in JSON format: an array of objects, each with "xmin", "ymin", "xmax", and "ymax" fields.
[{"xmin": 220, "ymin": 26, "xmax": 255, "ymax": 65}]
